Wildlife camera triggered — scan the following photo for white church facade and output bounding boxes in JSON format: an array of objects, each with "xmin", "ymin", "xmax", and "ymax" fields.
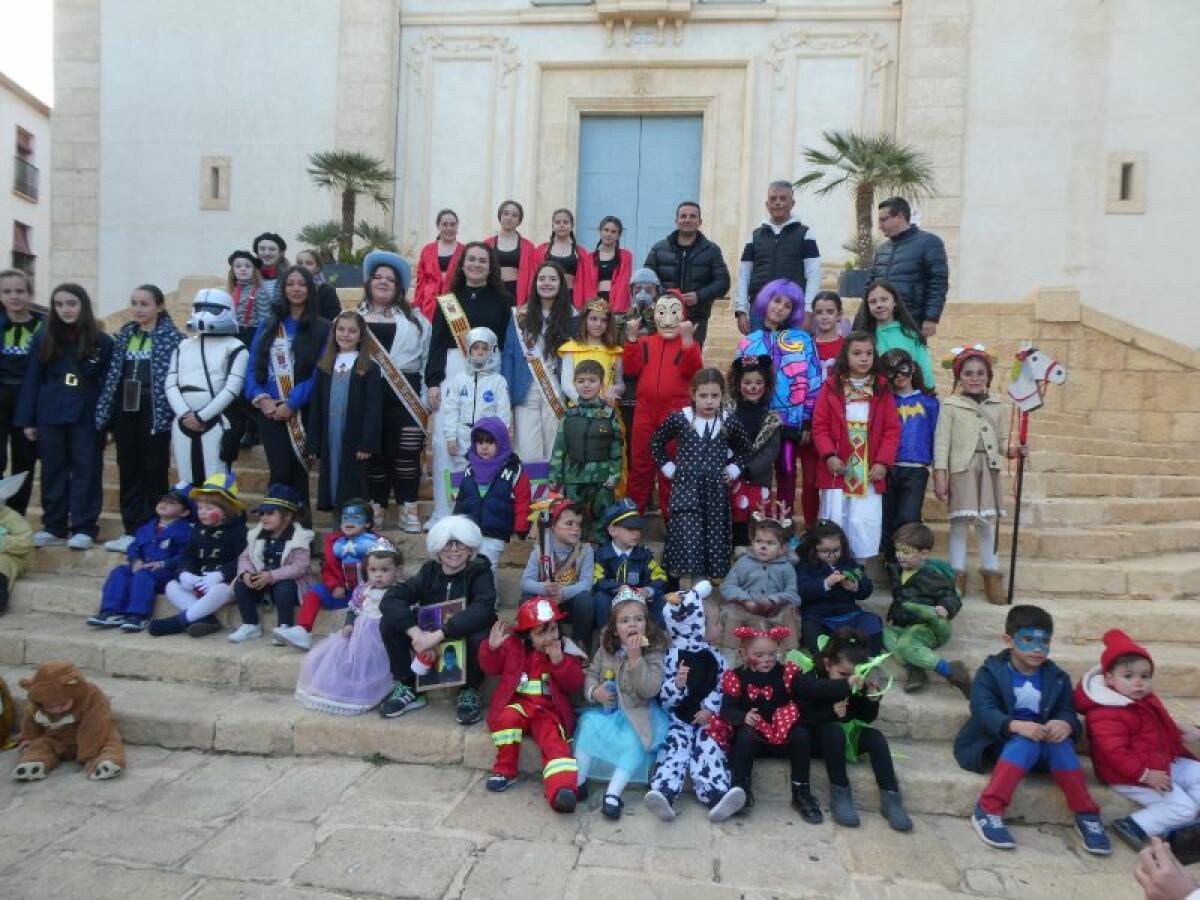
[{"xmin": 50, "ymin": 0, "xmax": 1200, "ymax": 345}]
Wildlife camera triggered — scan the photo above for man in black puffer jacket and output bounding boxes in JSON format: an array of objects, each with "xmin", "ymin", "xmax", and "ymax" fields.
[
  {"xmin": 643, "ymin": 201, "xmax": 730, "ymax": 346},
  {"xmin": 869, "ymin": 197, "xmax": 949, "ymax": 336}
]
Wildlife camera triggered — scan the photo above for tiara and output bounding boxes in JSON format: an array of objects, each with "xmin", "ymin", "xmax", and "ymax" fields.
[
  {"xmin": 751, "ymin": 497, "xmax": 792, "ymax": 530},
  {"xmin": 585, "ymin": 297, "xmax": 611, "ymax": 315},
  {"xmin": 367, "ymin": 537, "xmax": 397, "ymax": 554}
]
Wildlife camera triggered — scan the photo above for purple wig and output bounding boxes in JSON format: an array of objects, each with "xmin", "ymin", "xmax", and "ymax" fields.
[{"xmin": 752, "ymin": 278, "xmax": 806, "ymax": 329}]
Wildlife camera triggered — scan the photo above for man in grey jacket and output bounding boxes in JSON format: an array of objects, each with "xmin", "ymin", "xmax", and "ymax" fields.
[{"xmin": 869, "ymin": 197, "xmax": 949, "ymax": 337}]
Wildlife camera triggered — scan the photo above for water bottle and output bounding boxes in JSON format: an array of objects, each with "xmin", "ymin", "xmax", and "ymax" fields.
[{"xmin": 601, "ymin": 669, "xmax": 618, "ymax": 715}]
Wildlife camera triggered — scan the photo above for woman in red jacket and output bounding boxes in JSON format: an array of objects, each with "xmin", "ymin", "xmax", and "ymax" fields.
[
  {"xmin": 485, "ymin": 199, "xmax": 536, "ymax": 305},
  {"xmin": 531, "ymin": 208, "xmax": 597, "ymax": 311},
  {"xmin": 592, "ymin": 215, "xmax": 634, "ymax": 314},
  {"xmin": 479, "ymin": 596, "xmax": 586, "ymax": 812},
  {"xmin": 811, "ymin": 331, "xmax": 900, "ymax": 562},
  {"xmin": 413, "ymin": 209, "xmax": 464, "ymax": 320}
]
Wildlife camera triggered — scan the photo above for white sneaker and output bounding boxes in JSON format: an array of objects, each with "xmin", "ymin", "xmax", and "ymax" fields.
[
  {"xmin": 228, "ymin": 624, "xmax": 262, "ymax": 643},
  {"xmin": 104, "ymin": 534, "xmax": 134, "ymax": 553},
  {"xmin": 67, "ymin": 533, "xmax": 94, "ymax": 551},
  {"xmin": 32, "ymin": 531, "xmax": 66, "ymax": 548},
  {"xmin": 275, "ymin": 624, "xmax": 312, "ymax": 651},
  {"xmin": 401, "ymin": 503, "xmax": 421, "ymax": 534}
]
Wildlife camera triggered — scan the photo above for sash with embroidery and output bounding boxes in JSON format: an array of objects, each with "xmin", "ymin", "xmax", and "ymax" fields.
[
  {"xmin": 843, "ymin": 381, "xmax": 873, "ymax": 498},
  {"xmin": 511, "ymin": 308, "xmax": 567, "ymax": 420},
  {"xmin": 272, "ymin": 323, "xmax": 310, "ymax": 468},
  {"xmin": 364, "ymin": 327, "xmax": 431, "ymax": 433},
  {"xmin": 436, "ymin": 292, "xmax": 472, "ymax": 356}
]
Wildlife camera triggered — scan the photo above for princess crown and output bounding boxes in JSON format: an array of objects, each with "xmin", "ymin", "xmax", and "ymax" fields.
[
  {"xmin": 585, "ymin": 297, "xmax": 611, "ymax": 315},
  {"xmin": 367, "ymin": 536, "xmax": 397, "ymax": 554}
]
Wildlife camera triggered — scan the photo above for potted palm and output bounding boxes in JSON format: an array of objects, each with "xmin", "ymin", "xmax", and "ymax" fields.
[
  {"xmin": 300, "ymin": 150, "xmax": 396, "ymax": 287},
  {"xmin": 795, "ymin": 131, "xmax": 936, "ymax": 298}
]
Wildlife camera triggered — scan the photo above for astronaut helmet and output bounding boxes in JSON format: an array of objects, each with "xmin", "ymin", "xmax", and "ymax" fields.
[
  {"xmin": 463, "ymin": 326, "xmax": 500, "ymax": 374},
  {"xmin": 187, "ymin": 288, "xmax": 238, "ymax": 334}
]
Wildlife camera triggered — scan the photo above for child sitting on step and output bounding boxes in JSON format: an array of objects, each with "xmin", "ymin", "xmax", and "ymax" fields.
[
  {"xmin": 89, "ymin": 482, "xmax": 194, "ymax": 633},
  {"xmin": 954, "ymin": 604, "xmax": 1112, "ymax": 856},
  {"xmin": 148, "ymin": 474, "xmax": 248, "ymax": 638},
  {"xmin": 717, "ymin": 515, "xmax": 801, "ymax": 650},
  {"xmin": 592, "ymin": 499, "xmax": 668, "ymax": 629},
  {"xmin": 520, "ymin": 499, "xmax": 596, "ymax": 652},
  {"xmin": 295, "ymin": 539, "xmax": 401, "ymax": 716},
  {"xmin": 795, "ymin": 520, "xmax": 881, "ymax": 656},
  {"xmin": 802, "ymin": 628, "xmax": 912, "ymax": 832},
  {"xmin": 291, "ymin": 499, "xmax": 381, "ymax": 651},
  {"xmin": 452, "ymin": 417, "xmax": 531, "ymax": 568},
  {"xmin": 228, "ymin": 484, "xmax": 315, "ymax": 645},
  {"xmin": 883, "ymin": 522, "xmax": 970, "ymax": 697},
  {"xmin": 1074, "ymin": 629, "xmax": 1200, "ymax": 852},
  {"xmin": 480, "ymin": 596, "xmax": 586, "ymax": 812}
]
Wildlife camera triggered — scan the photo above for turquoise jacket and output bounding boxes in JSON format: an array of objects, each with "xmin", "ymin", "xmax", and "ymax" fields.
[{"xmin": 873, "ymin": 320, "xmax": 935, "ymax": 387}]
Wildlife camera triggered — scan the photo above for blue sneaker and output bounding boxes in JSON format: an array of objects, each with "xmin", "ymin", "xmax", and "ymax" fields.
[
  {"xmin": 972, "ymin": 804, "xmax": 1016, "ymax": 849},
  {"xmin": 1075, "ymin": 813, "xmax": 1113, "ymax": 856}
]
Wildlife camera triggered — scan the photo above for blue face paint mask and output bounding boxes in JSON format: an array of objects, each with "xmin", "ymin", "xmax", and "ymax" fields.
[
  {"xmin": 341, "ymin": 505, "xmax": 369, "ymax": 528},
  {"xmin": 1013, "ymin": 628, "xmax": 1051, "ymax": 655}
]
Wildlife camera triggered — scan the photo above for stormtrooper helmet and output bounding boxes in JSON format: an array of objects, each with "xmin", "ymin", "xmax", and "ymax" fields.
[
  {"xmin": 464, "ymin": 326, "xmax": 499, "ymax": 373},
  {"xmin": 188, "ymin": 288, "xmax": 237, "ymax": 334}
]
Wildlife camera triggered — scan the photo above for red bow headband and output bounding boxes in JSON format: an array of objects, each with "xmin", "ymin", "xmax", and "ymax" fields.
[{"xmin": 733, "ymin": 625, "xmax": 791, "ymax": 644}]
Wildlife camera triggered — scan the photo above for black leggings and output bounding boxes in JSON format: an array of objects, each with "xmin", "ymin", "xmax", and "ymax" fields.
[
  {"xmin": 235, "ymin": 579, "xmax": 299, "ymax": 627},
  {"xmin": 730, "ymin": 725, "xmax": 811, "ymax": 790},
  {"xmin": 806, "ymin": 721, "xmax": 898, "ymax": 791},
  {"xmin": 881, "ymin": 465, "xmax": 929, "ymax": 563},
  {"xmin": 369, "ymin": 393, "xmax": 424, "ymax": 507},
  {"xmin": 257, "ymin": 413, "xmax": 311, "ymax": 518}
]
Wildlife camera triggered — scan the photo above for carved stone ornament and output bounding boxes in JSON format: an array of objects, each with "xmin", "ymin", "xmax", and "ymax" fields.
[
  {"xmin": 765, "ymin": 31, "xmax": 893, "ymax": 90},
  {"xmin": 597, "ymin": 0, "xmax": 691, "ymax": 47},
  {"xmin": 406, "ymin": 35, "xmax": 523, "ymax": 95}
]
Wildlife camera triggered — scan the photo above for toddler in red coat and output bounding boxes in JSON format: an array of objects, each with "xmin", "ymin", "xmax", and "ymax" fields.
[
  {"xmin": 1075, "ymin": 629, "xmax": 1200, "ymax": 850},
  {"xmin": 479, "ymin": 596, "xmax": 586, "ymax": 812}
]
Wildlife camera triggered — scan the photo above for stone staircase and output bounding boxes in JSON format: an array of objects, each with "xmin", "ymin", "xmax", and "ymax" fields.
[{"xmin": 3, "ymin": 286, "xmax": 1199, "ymax": 828}]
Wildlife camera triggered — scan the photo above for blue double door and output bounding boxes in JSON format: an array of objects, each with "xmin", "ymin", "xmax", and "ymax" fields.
[{"xmin": 576, "ymin": 115, "xmax": 703, "ymax": 266}]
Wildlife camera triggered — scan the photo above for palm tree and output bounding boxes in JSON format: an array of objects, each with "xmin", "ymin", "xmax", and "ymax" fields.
[
  {"xmin": 307, "ymin": 150, "xmax": 395, "ymax": 263},
  {"xmin": 352, "ymin": 221, "xmax": 399, "ymax": 261},
  {"xmin": 795, "ymin": 131, "xmax": 936, "ymax": 269},
  {"xmin": 295, "ymin": 220, "xmax": 341, "ymax": 263}
]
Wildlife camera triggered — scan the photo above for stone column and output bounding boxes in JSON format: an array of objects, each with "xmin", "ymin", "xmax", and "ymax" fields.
[
  {"xmin": 50, "ymin": 0, "xmax": 102, "ymax": 298},
  {"xmin": 895, "ymin": 0, "xmax": 971, "ymax": 292}
]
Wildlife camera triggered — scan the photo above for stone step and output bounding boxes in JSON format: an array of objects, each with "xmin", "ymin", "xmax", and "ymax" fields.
[
  {"xmin": 925, "ymin": 519, "xmax": 1200, "ymax": 563},
  {"xmin": 1031, "ymin": 496, "xmax": 1200, "ymax": 528},
  {"xmin": 1006, "ymin": 552, "xmax": 1200, "ymax": 601},
  {"xmin": 0, "ymin": 662, "xmax": 1157, "ymax": 826},
  {"xmin": 1033, "ymin": 450, "xmax": 1193, "ymax": 477},
  {"xmin": 6, "ymin": 604, "xmax": 1200, "ymax": 697},
  {"xmin": 1030, "ymin": 433, "xmax": 1200, "ymax": 461},
  {"xmin": 1022, "ymin": 472, "xmax": 1200, "ymax": 499}
]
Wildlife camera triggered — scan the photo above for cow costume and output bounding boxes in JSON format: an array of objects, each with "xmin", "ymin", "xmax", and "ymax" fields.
[
  {"xmin": 165, "ymin": 289, "xmax": 248, "ymax": 484},
  {"xmin": 644, "ymin": 581, "xmax": 746, "ymax": 822}
]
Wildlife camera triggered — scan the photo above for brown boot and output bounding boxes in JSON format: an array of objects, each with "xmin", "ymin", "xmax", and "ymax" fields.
[
  {"xmin": 945, "ymin": 660, "xmax": 972, "ymax": 699},
  {"xmin": 981, "ymin": 570, "xmax": 1006, "ymax": 605},
  {"xmin": 954, "ymin": 570, "xmax": 967, "ymax": 598}
]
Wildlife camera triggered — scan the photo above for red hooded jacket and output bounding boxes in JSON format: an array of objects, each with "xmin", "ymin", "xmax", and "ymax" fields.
[
  {"xmin": 479, "ymin": 634, "xmax": 585, "ymax": 733},
  {"xmin": 414, "ymin": 241, "xmax": 464, "ymax": 320},
  {"xmin": 811, "ymin": 376, "xmax": 901, "ymax": 492},
  {"xmin": 1074, "ymin": 665, "xmax": 1194, "ymax": 786}
]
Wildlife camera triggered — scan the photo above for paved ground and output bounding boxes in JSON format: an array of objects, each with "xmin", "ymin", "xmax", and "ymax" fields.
[{"xmin": 0, "ymin": 745, "xmax": 1148, "ymax": 900}]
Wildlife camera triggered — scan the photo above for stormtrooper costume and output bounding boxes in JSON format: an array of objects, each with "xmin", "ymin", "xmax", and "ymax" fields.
[
  {"xmin": 644, "ymin": 581, "xmax": 746, "ymax": 822},
  {"xmin": 165, "ymin": 289, "xmax": 249, "ymax": 485}
]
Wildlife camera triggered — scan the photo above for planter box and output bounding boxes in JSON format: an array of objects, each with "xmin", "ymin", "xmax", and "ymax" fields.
[
  {"xmin": 838, "ymin": 268, "xmax": 871, "ymax": 299},
  {"xmin": 322, "ymin": 263, "xmax": 363, "ymax": 289}
]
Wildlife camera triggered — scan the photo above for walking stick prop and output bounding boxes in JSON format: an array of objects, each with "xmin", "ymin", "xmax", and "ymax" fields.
[
  {"xmin": 1004, "ymin": 345, "xmax": 1068, "ymax": 604},
  {"xmin": 528, "ymin": 491, "xmax": 567, "ymax": 582}
]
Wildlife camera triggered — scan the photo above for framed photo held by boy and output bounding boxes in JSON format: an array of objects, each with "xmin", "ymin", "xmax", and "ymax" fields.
[{"xmin": 415, "ymin": 600, "xmax": 468, "ymax": 691}]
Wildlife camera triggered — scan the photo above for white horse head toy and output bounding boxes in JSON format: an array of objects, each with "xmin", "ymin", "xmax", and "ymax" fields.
[{"xmin": 1008, "ymin": 345, "xmax": 1067, "ymax": 413}]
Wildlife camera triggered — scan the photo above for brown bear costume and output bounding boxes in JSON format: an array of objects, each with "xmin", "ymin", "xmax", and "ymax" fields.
[{"xmin": 13, "ymin": 661, "xmax": 125, "ymax": 782}]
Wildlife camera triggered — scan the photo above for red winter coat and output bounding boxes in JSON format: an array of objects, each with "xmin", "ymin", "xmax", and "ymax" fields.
[
  {"xmin": 811, "ymin": 376, "xmax": 901, "ymax": 492},
  {"xmin": 485, "ymin": 234, "xmax": 536, "ymax": 306},
  {"xmin": 623, "ymin": 334, "xmax": 703, "ymax": 413},
  {"xmin": 531, "ymin": 243, "xmax": 598, "ymax": 311},
  {"xmin": 478, "ymin": 635, "xmax": 586, "ymax": 734},
  {"xmin": 414, "ymin": 241, "xmax": 464, "ymax": 320},
  {"xmin": 1074, "ymin": 666, "xmax": 1194, "ymax": 786}
]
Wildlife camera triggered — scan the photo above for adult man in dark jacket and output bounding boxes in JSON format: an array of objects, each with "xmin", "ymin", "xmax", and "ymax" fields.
[
  {"xmin": 869, "ymin": 197, "xmax": 949, "ymax": 337},
  {"xmin": 643, "ymin": 201, "xmax": 730, "ymax": 346}
]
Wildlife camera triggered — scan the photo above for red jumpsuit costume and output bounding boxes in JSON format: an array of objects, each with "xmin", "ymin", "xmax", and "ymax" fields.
[
  {"xmin": 623, "ymin": 295, "xmax": 703, "ymax": 515},
  {"xmin": 479, "ymin": 612, "xmax": 585, "ymax": 807}
]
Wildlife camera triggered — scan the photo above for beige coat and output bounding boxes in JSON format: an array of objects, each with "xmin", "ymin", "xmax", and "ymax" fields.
[
  {"xmin": 0, "ymin": 505, "xmax": 33, "ymax": 584},
  {"xmin": 933, "ymin": 394, "xmax": 1008, "ymax": 475},
  {"xmin": 584, "ymin": 644, "xmax": 665, "ymax": 749}
]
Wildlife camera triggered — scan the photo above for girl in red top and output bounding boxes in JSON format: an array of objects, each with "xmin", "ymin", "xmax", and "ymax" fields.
[
  {"xmin": 531, "ymin": 209, "xmax": 597, "ymax": 311},
  {"xmin": 592, "ymin": 215, "xmax": 634, "ymax": 314},
  {"xmin": 413, "ymin": 209, "xmax": 464, "ymax": 320},
  {"xmin": 811, "ymin": 331, "xmax": 900, "ymax": 562},
  {"xmin": 479, "ymin": 596, "xmax": 586, "ymax": 812},
  {"xmin": 799, "ymin": 290, "xmax": 847, "ymax": 527}
]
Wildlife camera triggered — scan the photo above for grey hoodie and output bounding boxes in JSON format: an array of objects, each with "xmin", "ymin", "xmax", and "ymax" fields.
[{"xmin": 720, "ymin": 551, "xmax": 800, "ymax": 606}]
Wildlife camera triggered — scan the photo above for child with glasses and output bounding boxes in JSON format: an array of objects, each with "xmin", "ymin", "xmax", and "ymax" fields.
[{"xmin": 795, "ymin": 520, "xmax": 881, "ymax": 656}]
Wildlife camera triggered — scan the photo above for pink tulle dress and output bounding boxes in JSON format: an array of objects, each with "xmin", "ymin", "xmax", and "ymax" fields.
[{"xmin": 295, "ymin": 585, "xmax": 393, "ymax": 715}]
